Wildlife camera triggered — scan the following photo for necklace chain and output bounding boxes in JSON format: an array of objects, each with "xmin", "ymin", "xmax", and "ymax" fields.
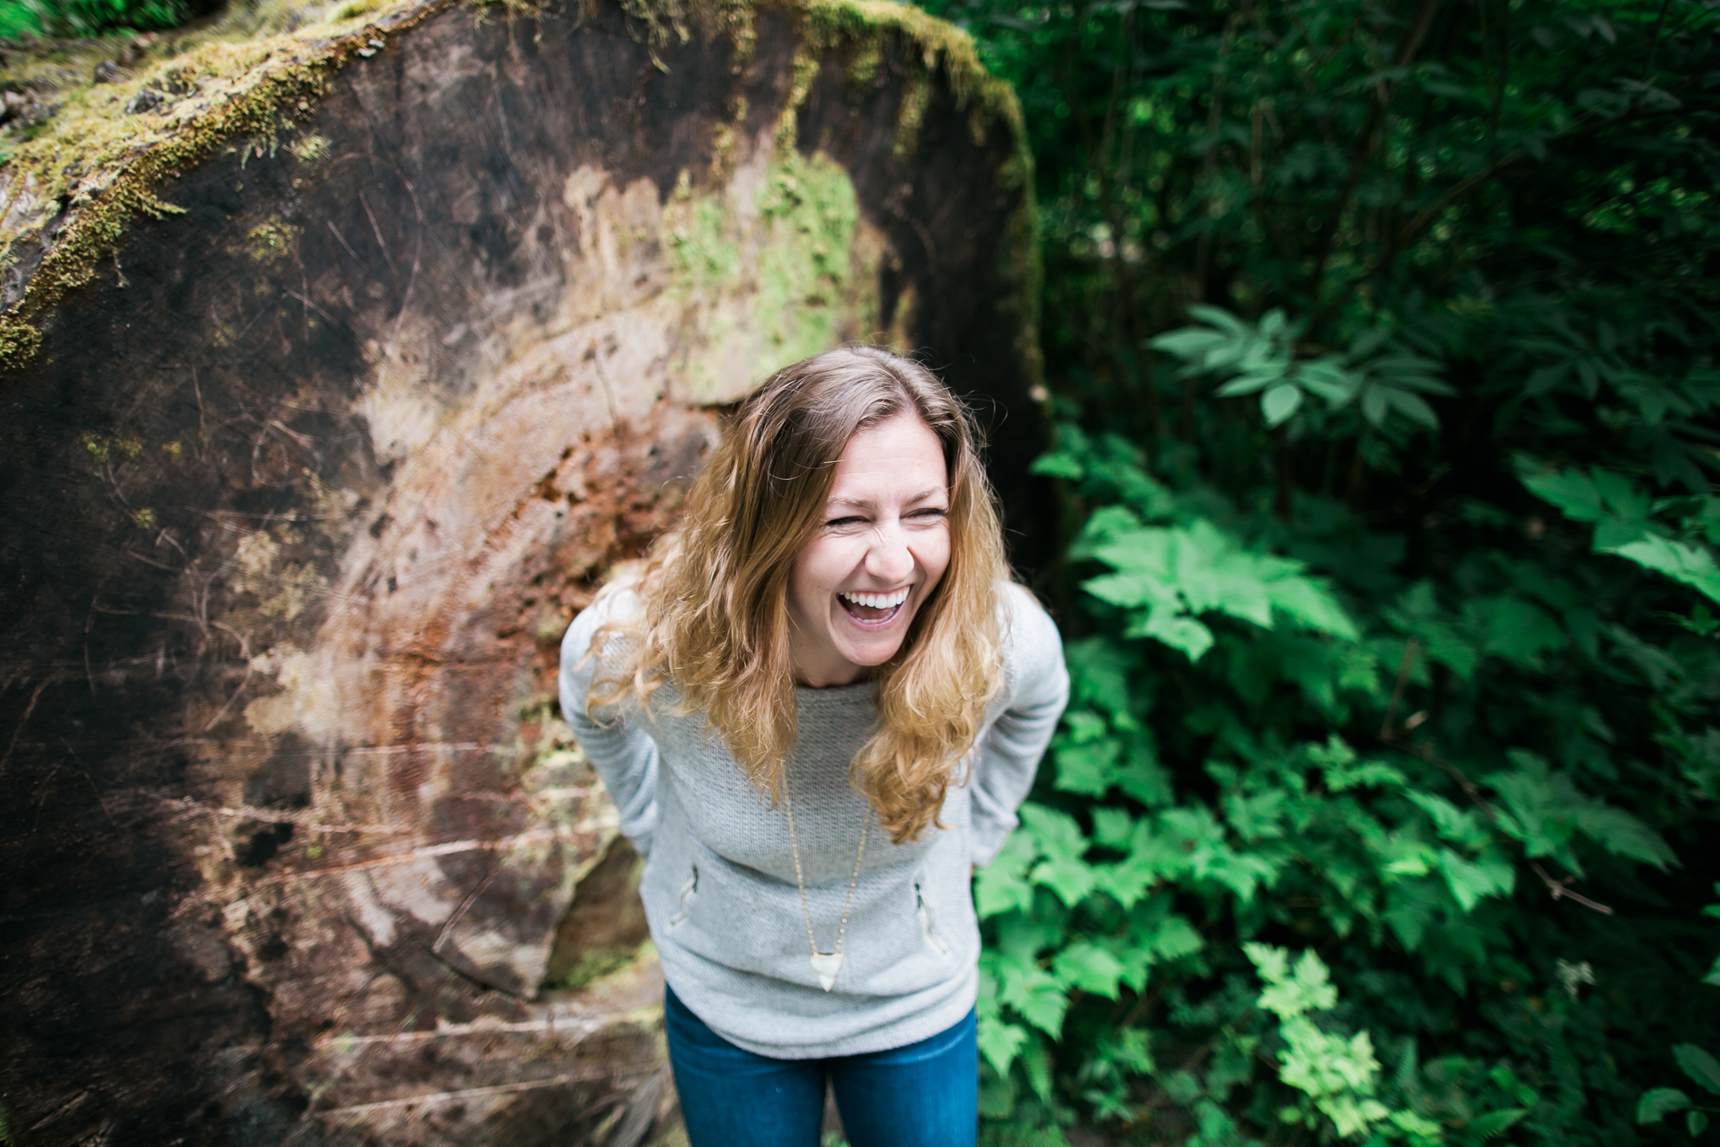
[{"xmin": 783, "ymin": 770, "xmax": 869, "ymax": 963}]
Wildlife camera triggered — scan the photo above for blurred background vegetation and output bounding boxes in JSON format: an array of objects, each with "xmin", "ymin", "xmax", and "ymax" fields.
[
  {"xmin": 903, "ymin": 0, "xmax": 1720, "ymax": 1143},
  {"xmin": 0, "ymin": 0, "xmax": 194, "ymax": 39},
  {"xmin": 5, "ymin": 0, "xmax": 1720, "ymax": 1142}
]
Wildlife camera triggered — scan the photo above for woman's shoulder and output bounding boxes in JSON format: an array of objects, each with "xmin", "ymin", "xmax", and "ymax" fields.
[
  {"xmin": 560, "ymin": 581, "xmax": 645, "ymax": 668},
  {"xmin": 995, "ymin": 579, "xmax": 1065, "ymax": 685}
]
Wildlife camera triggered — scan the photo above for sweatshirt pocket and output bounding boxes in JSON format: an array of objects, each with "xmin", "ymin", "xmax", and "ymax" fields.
[
  {"xmin": 668, "ymin": 865, "xmax": 698, "ymax": 927},
  {"xmin": 914, "ymin": 878, "xmax": 952, "ymax": 958}
]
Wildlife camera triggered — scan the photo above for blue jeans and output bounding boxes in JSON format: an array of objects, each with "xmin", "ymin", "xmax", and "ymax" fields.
[{"xmin": 663, "ymin": 984, "xmax": 978, "ymax": 1147}]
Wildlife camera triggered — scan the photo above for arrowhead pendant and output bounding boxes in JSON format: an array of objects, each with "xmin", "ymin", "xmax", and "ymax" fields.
[{"xmin": 810, "ymin": 951, "xmax": 843, "ymax": 992}]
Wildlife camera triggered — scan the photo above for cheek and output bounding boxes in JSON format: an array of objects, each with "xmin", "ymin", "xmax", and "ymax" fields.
[
  {"xmin": 917, "ymin": 530, "xmax": 953, "ymax": 587},
  {"xmin": 790, "ymin": 539, "xmax": 851, "ymax": 605}
]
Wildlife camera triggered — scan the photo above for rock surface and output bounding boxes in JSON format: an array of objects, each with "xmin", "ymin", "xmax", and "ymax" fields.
[{"xmin": 0, "ymin": 1, "xmax": 1045, "ymax": 1142}]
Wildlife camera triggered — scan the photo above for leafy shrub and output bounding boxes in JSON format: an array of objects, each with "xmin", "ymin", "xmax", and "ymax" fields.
[
  {"xmin": 1, "ymin": 0, "xmax": 195, "ymax": 39},
  {"xmin": 914, "ymin": 0, "xmax": 1720, "ymax": 1142}
]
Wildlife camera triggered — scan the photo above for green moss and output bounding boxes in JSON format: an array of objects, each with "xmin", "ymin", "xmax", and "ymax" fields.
[
  {"xmin": 0, "ymin": 0, "xmax": 462, "ymax": 373},
  {"xmin": 892, "ymin": 71, "xmax": 928, "ymax": 157},
  {"xmin": 542, "ymin": 939, "xmax": 652, "ymax": 993},
  {"xmin": 753, "ymin": 150, "xmax": 863, "ymax": 362},
  {"xmin": 0, "ymin": 0, "xmax": 1041, "ymax": 388},
  {"xmin": 665, "ymin": 148, "xmax": 878, "ymax": 401},
  {"xmin": 242, "ymin": 217, "xmax": 300, "ymax": 265},
  {"xmin": 287, "ymin": 131, "xmax": 330, "ymax": 162},
  {"xmin": 781, "ymin": 0, "xmax": 1043, "ymax": 384}
]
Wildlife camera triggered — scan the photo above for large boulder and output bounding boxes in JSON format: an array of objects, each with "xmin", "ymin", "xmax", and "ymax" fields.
[{"xmin": 0, "ymin": 0, "xmax": 1044, "ymax": 1142}]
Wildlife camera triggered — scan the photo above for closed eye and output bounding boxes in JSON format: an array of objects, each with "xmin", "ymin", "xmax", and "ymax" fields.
[{"xmin": 826, "ymin": 515, "xmax": 867, "ymax": 528}]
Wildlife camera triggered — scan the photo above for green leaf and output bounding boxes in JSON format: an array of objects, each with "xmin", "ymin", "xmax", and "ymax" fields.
[
  {"xmin": 1133, "ymin": 609, "xmax": 1215, "ymax": 661},
  {"xmin": 1030, "ymin": 452, "xmax": 1085, "ymax": 479},
  {"xmin": 977, "ymin": 1011, "xmax": 1029, "ymax": 1076},
  {"xmin": 1091, "ymin": 806, "xmax": 1134, "ymax": 849},
  {"xmin": 1606, "ymin": 535, "xmax": 1720, "ymax": 606},
  {"xmin": 1639, "ymin": 1089, "xmax": 1692, "ymax": 1125},
  {"xmin": 1248, "ymin": 944, "xmax": 1338, "ymax": 1018},
  {"xmin": 975, "ymin": 833, "xmax": 1037, "ymax": 919},
  {"xmin": 1691, "ymin": 1110, "xmax": 1711, "ymax": 1137},
  {"xmin": 1469, "ymin": 1108, "xmax": 1529, "ymax": 1139},
  {"xmin": 1055, "ymin": 736, "xmax": 1123, "ymax": 797},
  {"xmin": 1522, "ymin": 464, "xmax": 1605, "ymax": 522},
  {"xmin": 1436, "ymin": 848, "xmax": 1516, "ymax": 912},
  {"xmin": 1675, "ymin": 1044, "xmax": 1720, "ymax": 1095},
  {"xmin": 1186, "ymin": 303, "xmax": 1251, "ymax": 335},
  {"xmin": 1052, "ymin": 941, "xmax": 1125, "ymax": 998},
  {"xmin": 1064, "ymin": 636, "xmax": 1139, "ymax": 725},
  {"xmin": 1268, "ymin": 575, "xmax": 1361, "ymax": 640},
  {"xmin": 1262, "ymin": 382, "xmax": 1304, "ymax": 426},
  {"xmin": 1150, "ymin": 328, "xmax": 1227, "ymax": 358},
  {"xmin": 1361, "ymin": 384, "xmax": 1389, "ymax": 425},
  {"xmin": 1382, "ymin": 385, "xmax": 1439, "ymax": 428}
]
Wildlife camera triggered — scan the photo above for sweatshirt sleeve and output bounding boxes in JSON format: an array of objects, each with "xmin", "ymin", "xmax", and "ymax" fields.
[
  {"xmin": 558, "ymin": 588, "xmax": 662, "ymax": 858},
  {"xmin": 968, "ymin": 582, "xmax": 1070, "ymax": 867}
]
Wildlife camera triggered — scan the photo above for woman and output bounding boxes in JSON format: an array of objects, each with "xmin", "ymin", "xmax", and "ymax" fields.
[{"xmin": 558, "ymin": 347, "xmax": 1068, "ymax": 1147}]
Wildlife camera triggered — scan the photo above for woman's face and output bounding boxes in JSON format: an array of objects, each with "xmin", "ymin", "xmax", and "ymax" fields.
[{"xmin": 786, "ymin": 411, "xmax": 953, "ymax": 687}]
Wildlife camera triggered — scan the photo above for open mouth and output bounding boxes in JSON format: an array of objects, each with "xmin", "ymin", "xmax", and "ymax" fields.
[{"xmin": 838, "ymin": 587, "xmax": 909, "ymax": 625}]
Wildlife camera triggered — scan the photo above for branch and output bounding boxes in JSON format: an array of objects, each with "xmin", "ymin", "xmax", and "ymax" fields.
[
  {"xmin": 1304, "ymin": 0, "xmax": 1444, "ymax": 304},
  {"xmin": 1378, "ymin": 641, "xmax": 1614, "ymax": 916},
  {"xmin": 1379, "ymin": 637, "xmax": 1421, "ymax": 740},
  {"xmin": 1416, "ymin": 743, "xmax": 1615, "ymax": 916}
]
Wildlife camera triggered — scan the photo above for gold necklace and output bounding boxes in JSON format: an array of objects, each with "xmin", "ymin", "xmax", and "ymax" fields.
[{"xmin": 783, "ymin": 770, "xmax": 870, "ymax": 992}]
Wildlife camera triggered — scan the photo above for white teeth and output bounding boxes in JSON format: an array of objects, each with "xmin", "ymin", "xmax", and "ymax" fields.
[{"xmin": 840, "ymin": 588, "xmax": 909, "ymax": 610}]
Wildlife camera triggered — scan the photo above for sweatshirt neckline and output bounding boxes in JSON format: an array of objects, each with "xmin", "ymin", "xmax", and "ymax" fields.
[{"xmin": 792, "ymin": 679, "xmax": 876, "ymax": 699}]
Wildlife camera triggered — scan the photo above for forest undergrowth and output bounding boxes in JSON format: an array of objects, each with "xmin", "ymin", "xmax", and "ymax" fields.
[{"xmin": 904, "ymin": 0, "xmax": 1720, "ymax": 1143}]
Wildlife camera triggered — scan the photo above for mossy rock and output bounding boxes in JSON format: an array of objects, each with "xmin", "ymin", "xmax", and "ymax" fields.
[{"xmin": 0, "ymin": 0, "xmax": 1047, "ymax": 1143}]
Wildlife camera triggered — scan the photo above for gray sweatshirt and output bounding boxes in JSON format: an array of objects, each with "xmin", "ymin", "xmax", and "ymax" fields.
[{"xmin": 558, "ymin": 581, "xmax": 1069, "ymax": 1059}]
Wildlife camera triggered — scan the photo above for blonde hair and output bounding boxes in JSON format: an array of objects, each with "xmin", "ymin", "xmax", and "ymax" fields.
[{"xmin": 590, "ymin": 347, "xmax": 1008, "ymax": 844}]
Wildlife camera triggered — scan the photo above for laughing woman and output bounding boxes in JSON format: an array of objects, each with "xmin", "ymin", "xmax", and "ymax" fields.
[{"xmin": 558, "ymin": 347, "xmax": 1069, "ymax": 1147}]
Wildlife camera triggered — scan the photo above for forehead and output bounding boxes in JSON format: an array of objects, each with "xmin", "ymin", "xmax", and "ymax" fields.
[{"xmin": 827, "ymin": 413, "xmax": 948, "ymax": 499}]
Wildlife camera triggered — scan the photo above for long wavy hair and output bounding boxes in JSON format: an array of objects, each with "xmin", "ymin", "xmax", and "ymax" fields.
[{"xmin": 589, "ymin": 346, "xmax": 1008, "ymax": 844}]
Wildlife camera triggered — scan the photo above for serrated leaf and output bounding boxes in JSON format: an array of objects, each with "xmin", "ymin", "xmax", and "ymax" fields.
[
  {"xmin": 1147, "ymin": 914, "xmax": 1204, "ymax": 961},
  {"xmin": 1436, "ymin": 849, "xmax": 1515, "ymax": 912},
  {"xmin": 1091, "ymin": 806, "xmax": 1134, "ymax": 849},
  {"xmin": 975, "ymin": 833, "xmax": 1037, "ymax": 919},
  {"xmin": 1638, "ymin": 1088, "xmax": 1691, "ymax": 1124},
  {"xmin": 977, "ymin": 1012, "xmax": 1028, "ymax": 1076},
  {"xmin": 1052, "ymin": 941, "xmax": 1125, "ymax": 998},
  {"xmin": 1570, "ymin": 804, "xmax": 1675, "ymax": 869},
  {"xmin": 1019, "ymin": 803, "xmax": 1088, "ymax": 863},
  {"xmin": 1606, "ymin": 535, "xmax": 1720, "ymax": 606},
  {"xmin": 1469, "ymin": 1107, "xmax": 1529, "ymax": 1139},
  {"xmin": 1135, "ymin": 609, "xmax": 1215, "ymax": 661},
  {"xmin": 1032, "ymin": 857, "xmax": 1099, "ymax": 905},
  {"xmin": 1055, "ymin": 736, "xmax": 1123, "ymax": 797}
]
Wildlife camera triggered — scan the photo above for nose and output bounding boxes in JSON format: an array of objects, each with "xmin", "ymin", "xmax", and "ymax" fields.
[{"xmin": 865, "ymin": 519, "xmax": 917, "ymax": 583}]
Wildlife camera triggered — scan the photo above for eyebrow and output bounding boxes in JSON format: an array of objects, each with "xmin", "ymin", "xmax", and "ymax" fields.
[{"xmin": 827, "ymin": 487, "xmax": 946, "ymax": 511}]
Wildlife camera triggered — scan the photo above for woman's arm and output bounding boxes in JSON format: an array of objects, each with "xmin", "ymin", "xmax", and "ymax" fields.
[
  {"xmin": 968, "ymin": 583, "xmax": 1070, "ymax": 867},
  {"xmin": 558, "ymin": 589, "xmax": 662, "ymax": 857}
]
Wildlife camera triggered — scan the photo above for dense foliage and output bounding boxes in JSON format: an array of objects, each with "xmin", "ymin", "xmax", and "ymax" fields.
[
  {"xmin": 906, "ymin": 0, "xmax": 1720, "ymax": 1142},
  {"xmin": 0, "ymin": 0, "xmax": 194, "ymax": 40}
]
